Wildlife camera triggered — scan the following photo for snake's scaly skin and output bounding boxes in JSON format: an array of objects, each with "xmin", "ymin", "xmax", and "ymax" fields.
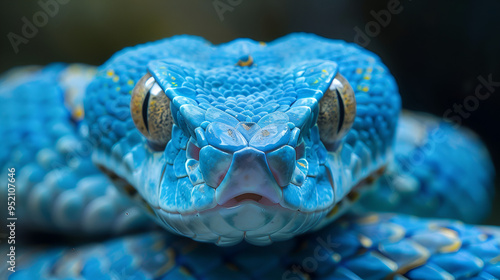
[
  {"xmin": 6, "ymin": 214, "xmax": 500, "ymax": 280},
  {"xmin": 0, "ymin": 64, "xmax": 151, "ymax": 235},
  {"xmin": 0, "ymin": 34, "xmax": 497, "ymax": 279}
]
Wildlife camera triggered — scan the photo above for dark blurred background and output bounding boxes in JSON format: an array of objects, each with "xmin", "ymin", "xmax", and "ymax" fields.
[{"xmin": 1, "ymin": 0, "xmax": 499, "ymax": 223}]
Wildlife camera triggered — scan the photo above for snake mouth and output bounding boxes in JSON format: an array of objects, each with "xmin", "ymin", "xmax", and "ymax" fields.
[{"xmin": 221, "ymin": 193, "xmax": 278, "ymax": 208}]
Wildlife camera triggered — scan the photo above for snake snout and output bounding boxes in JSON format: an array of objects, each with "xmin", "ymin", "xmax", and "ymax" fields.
[
  {"xmin": 189, "ymin": 117, "xmax": 307, "ymax": 208},
  {"xmin": 213, "ymin": 147, "xmax": 283, "ymax": 206}
]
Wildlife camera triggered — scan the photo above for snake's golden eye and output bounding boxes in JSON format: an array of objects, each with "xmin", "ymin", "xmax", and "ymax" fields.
[
  {"xmin": 130, "ymin": 73, "xmax": 173, "ymax": 148},
  {"xmin": 317, "ymin": 73, "xmax": 356, "ymax": 149}
]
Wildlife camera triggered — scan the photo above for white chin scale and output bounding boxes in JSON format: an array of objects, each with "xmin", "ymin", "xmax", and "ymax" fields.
[{"xmin": 154, "ymin": 201, "xmax": 329, "ymax": 246}]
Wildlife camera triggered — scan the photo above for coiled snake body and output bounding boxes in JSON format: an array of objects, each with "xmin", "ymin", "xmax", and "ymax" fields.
[{"xmin": 1, "ymin": 34, "xmax": 498, "ymax": 279}]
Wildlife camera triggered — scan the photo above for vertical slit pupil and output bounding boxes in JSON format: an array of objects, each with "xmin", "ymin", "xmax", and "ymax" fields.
[
  {"xmin": 336, "ymin": 88, "xmax": 345, "ymax": 134},
  {"xmin": 142, "ymin": 89, "xmax": 151, "ymax": 133}
]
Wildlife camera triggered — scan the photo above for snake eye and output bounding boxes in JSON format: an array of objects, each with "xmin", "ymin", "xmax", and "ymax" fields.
[
  {"xmin": 317, "ymin": 73, "xmax": 356, "ymax": 148},
  {"xmin": 130, "ymin": 73, "xmax": 173, "ymax": 148}
]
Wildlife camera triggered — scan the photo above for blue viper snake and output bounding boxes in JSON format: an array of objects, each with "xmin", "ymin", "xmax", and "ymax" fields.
[{"xmin": 0, "ymin": 34, "xmax": 498, "ymax": 279}]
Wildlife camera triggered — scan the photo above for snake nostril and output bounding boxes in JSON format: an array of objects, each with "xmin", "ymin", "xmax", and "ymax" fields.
[
  {"xmin": 295, "ymin": 141, "xmax": 306, "ymax": 160},
  {"xmin": 199, "ymin": 145, "xmax": 233, "ymax": 188},
  {"xmin": 266, "ymin": 145, "xmax": 296, "ymax": 187},
  {"xmin": 186, "ymin": 140, "xmax": 200, "ymax": 161}
]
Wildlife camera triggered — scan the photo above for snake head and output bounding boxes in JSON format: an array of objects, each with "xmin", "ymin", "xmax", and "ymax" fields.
[
  {"xmin": 86, "ymin": 35, "xmax": 398, "ymax": 246},
  {"xmin": 127, "ymin": 57, "xmax": 356, "ymax": 246}
]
